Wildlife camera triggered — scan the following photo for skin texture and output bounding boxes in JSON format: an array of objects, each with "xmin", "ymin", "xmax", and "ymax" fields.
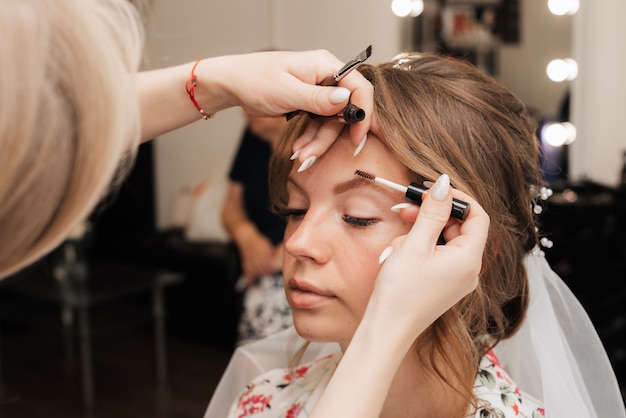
[{"xmin": 282, "ymin": 131, "xmax": 413, "ymax": 350}]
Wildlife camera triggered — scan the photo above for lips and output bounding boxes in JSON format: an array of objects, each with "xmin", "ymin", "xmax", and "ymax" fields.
[{"xmin": 287, "ymin": 278, "xmax": 336, "ymax": 309}]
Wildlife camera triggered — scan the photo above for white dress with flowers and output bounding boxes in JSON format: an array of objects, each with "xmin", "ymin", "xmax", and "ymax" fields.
[{"xmin": 226, "ymin": 349, "xmax": 545, "ymax": 418}]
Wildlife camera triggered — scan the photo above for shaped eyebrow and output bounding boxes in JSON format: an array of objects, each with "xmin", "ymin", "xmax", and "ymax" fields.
[
  {"xmin": 287, "ymin": 174, "xmax": 403, "ymax": 201},
  {"xmin": 334, "ymin": 176, "xmax": 402, "ymax": 200},
  {"xmin": 334, "ymin": 176, "xmax": 376, "ymax": 194}
]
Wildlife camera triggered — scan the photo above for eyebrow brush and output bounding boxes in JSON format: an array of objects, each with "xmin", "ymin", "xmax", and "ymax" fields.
[
  {"xmin": 286, "ymin": 45, "xmax": 372, "ymax": 122},
  {"xmin": 354, "ymin": 170, "xmax": 470, "ymax": 221},
  {"xmin": 323, "ymin": 45, "xmax": 372, "ymax": 85}
]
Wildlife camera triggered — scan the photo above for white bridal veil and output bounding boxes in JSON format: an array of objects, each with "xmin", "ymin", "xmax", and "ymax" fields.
[
  {"xmin": 204, "ymin": 251, "xmax": 625, "ymax": 418},
  {"xmin": 494, "ymin": 250, "xmax": 625, "ymax": 418}
]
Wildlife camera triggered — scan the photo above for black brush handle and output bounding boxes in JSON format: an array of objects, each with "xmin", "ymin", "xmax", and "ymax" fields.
[{"xmin": 406, "ymin": 184, "xmax": 470, "ymax": 221}]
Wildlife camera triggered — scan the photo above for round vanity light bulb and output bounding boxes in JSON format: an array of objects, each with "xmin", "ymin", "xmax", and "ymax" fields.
[
  {"xmin": 542, "ymin": 122, "xmax": 576, "ymax": 147},
  {"xmin": 546, "ymin": 58, "xmax": 578, "ymax": 82},
  {"xmin": 543, "ymin": 122, "xmax": 568, "ymax": 147},
  {"xmin": 563, "ymin": 58, "xmax": 578, "ymax": 80},
  {"xmin": 391, "ymin": 0, "xmax": 412, "ymax": 17},
  {"xmin": 548, "ymin": 0, "xmax": 580, "ymax": 15},
  {"xmin": 562, "ymin": 121, "xmax": 577, "ymax": 144},
  {"xmin": 410, "ymin": 0, "xmax": 424, "ymax": 17},
  {"xmin": 547, "ymin": 59, "xmax": 568, "ymax": 82},
  {"xmin": 548, "ymin": 0, "xmax": 569, "ymax": 15}
]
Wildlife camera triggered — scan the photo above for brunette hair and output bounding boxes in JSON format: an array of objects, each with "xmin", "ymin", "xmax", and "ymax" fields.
[
  {"xmin": 0, "ymin": 0, "xmax": 144, "ymax": 278},
  {"xmin": 270, "ymin": 53, "xmax": 544, "ymax": 415}
]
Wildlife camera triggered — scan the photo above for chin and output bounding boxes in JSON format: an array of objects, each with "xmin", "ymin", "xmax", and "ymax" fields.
[{"xmin": 292, "ymin": 313, "xmax": 350, "ymax": 344}]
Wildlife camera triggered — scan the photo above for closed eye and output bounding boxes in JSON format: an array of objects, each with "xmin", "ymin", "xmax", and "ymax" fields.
[
  {"xmin": 279, "ymin": 208, "xmax": 307, "ymax": 220},
  {"xmin": 342, "ymin": 215, "xmax": 379, "ymax": 227}
]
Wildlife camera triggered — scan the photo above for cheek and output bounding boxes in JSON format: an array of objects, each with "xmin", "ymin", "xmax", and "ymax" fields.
[
  {"xmin": 347, "ymin": 225, "xmax": 411, "ymax": 299},
  {"xmin": 340, "ymin": 243, "xmax": 385, "ymax": 304}
]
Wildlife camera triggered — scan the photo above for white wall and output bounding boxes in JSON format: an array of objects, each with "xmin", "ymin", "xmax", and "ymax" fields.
[
  {"xmin": 144, "ymin": 0, "xmax": 274, "ymax": 229},
  {"xmin": 570, "ymin": 0, "xmax": 626, "ymax": 186},
  {"xmin": 144, "ymin": 0, "xmax": 403, "ymax": 230},
  {"xmin": 269, "ymin": 0, "xmax": 401, "ymax": 63}
]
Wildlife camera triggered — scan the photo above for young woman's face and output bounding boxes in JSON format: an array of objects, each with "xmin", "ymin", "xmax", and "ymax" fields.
[{"xmin": 283, "ymin": 131, "xmax": 413, "ymax": 348}]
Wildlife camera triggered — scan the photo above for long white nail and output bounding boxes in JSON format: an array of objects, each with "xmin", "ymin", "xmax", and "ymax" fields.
[
  {"xmin": 378, "ymin": 246, "xmax": 393, "ymax": 264},
  {"xmin": 353, "ymin": 134, "xmax": 368, "ymax": 157},
  {"xmin": 297, "ymin": 156, "xmax": 317, "ymax": 173},
  {"xmin": 430, "ymin": 174, "xmax": 450, "ymax": 202},
  {"xmin": 390, "ymin": 203, "xmax": 413, "ymax": 213},
  {"xmin": 290, "ymin": 150, "xmax": 301, "ymax": 161},
  {"xmin": 329, "ymin": 87, "xmax": 351, "ymax": 104}
]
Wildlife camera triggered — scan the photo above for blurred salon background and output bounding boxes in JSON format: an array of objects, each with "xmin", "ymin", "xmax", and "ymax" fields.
[{"xmin": 1, "ymin": 0, "xmax": 625, "ymax": 416}]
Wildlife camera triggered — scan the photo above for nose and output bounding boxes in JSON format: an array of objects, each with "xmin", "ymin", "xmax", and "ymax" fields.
[{"xmin": 284, "ymin": 209, "xmax": 331, "ymax": 265}]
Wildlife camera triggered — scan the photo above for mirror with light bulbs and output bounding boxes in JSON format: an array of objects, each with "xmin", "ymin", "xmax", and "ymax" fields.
[{"xmin": 398, "ymin": 0, "xmax": 577, "ymax": 183}]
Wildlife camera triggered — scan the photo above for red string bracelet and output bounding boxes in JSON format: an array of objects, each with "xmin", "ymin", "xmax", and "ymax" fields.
[{"xmin": 185, "ymin": 59, "xmax": 214, "ymax": 120}]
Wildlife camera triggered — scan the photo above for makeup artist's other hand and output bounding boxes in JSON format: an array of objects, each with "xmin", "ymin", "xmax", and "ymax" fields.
[
  {"xmin": 366, "ymin": 174, "xmax": 490, "ymax": 346},
  {"xmin": 203, "ymin": 50, "xmax": 373, "ymax": 150},
  {"xmin": 290, "ymin": 114, "xmax": 382, "ymax": 172}
]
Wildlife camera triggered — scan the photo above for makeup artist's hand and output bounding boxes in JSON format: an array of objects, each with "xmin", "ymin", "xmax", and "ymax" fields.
[
  {"xmin": 367, "ymin": 174, "xmax": 490, "ymax": 347},
  {"xmin": 290, "ymin": 114, "xmax": 382, "ymax": 171},
  {"xmin": 138, "ymin": 49, "xmax": 373, "ymax": 144},
  {"xmin": 198, "ymin": 50, "xmax": 374, "ymax": 147}
]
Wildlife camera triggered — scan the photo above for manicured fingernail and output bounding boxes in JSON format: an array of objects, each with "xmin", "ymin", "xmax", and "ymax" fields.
[
  {"xmin": 297, "ymin": 156, "xmax": 317, "ymax": 173},
  {"xmin": 430, "ymin": 174, "xmax": 450, "ymax": 202},
  {"xmin": 378, "ymin": 246, "xmax": 393, "ymax": 264},
  {"xmin": 290, "ymin": 150, "xmax": 301, "ymax": 161},
  {"xmin": 390, "ymin": 203, "xmax": 413, "ymax": 213},
  {"xmin": 329, "ymin": 87, "xmax": 351, "ymax": 104},
  {"xmin": 423, "ymin": 180, "xmax": 434, "ymax": 188},
  {"xmin": 353, "ymin": 134, "xmax": 368, "ymax": 157}
]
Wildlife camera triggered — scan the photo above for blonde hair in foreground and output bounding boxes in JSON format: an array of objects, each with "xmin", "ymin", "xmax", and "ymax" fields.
[
  {"xmin": 0, "ymin": 0, "xmax": 144, "ymax": 278},
  {"xmin": 271, "ymin": 53, "xmax": 544, "ymax": 416}
]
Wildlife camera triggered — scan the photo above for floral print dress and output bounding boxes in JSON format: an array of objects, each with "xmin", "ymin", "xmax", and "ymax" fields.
[{"xmin": 228, "ymin": 350, "xmax": 545, "ymax": 418}]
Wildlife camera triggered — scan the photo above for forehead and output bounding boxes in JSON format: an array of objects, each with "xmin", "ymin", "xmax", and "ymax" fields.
[{"xmin": 290, "ymin": 129, "xmax": 410, "ymax": 189}]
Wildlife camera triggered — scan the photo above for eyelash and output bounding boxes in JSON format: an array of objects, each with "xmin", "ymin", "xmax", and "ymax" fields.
[
  {"xmin": 342, "ymin": 215, "xmax": 379, "ymax": 227},
  {"xmin": 280, "ymin": 209, "xmax": 379, "ymax": 227},
  {"xmin": 280, "ymin": 208, "xmax": 306, "ymax": 220}
]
